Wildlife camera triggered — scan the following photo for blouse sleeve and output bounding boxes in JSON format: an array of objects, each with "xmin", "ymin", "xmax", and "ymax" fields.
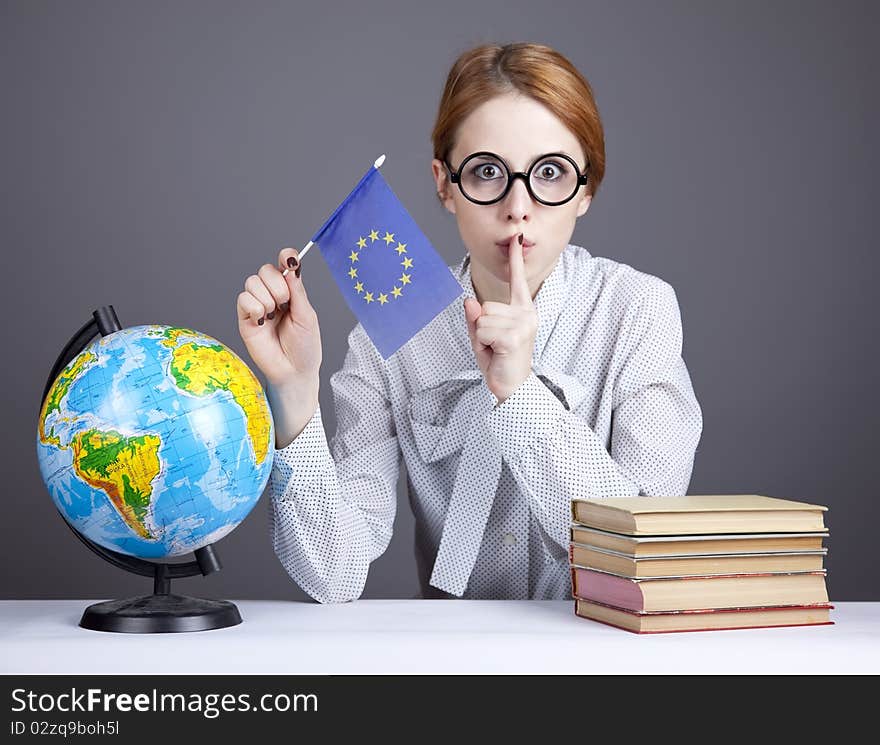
[
  {"xmin": 485, "ymin": 277, "xmax": 703, "ymax": 553},
  {"xmin": 267, "ymin": 323, "xmax": 402, "ymax": 603}
]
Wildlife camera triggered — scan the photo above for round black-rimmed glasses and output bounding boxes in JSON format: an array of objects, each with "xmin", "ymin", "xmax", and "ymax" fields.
[{"xmin": 443, "ymin": 151, "xmax": 590, "ymax": 206}]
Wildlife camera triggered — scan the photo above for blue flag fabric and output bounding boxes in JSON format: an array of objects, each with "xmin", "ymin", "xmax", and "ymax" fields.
[{"xmin": 310, "ymin": 162, "xmax": 463, "ymax": 359}]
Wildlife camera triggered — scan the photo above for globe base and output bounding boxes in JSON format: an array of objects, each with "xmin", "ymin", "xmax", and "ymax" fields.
[{"xmin": 79, "ymin": 593, "xmax": 242, "ymax": 633}]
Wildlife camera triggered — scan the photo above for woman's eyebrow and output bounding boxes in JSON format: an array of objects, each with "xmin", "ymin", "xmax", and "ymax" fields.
[
  {"xmin": 493, "ymin": 151, "xmax": 580, "ymax": 166},
  {"xmin": 527, "ymin": 150, "xmax": 577, "ymax": 162},
  {"xmin": 462, "ymin": 149, "xmax": 581, "ymax": 166}
]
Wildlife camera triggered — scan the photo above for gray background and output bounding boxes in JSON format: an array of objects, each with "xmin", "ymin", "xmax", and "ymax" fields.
[{"xmin": 2, "ymin": 0, "xmax": 876, "ymax": 601}]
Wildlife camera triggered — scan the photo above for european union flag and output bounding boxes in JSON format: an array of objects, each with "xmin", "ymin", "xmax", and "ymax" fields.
[{"xmin": 309, "ymin": 156, "xmax": 463, "ymax": 358}]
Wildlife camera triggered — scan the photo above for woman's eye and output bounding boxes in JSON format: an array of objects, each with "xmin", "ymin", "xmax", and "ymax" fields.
[
  {"xmin": 472, "ymin": 164, "xmax": 501, "ymax": 180},
  {"xmin": 535, "ymin": 161, "xmax": 567, "ymax": 180}
]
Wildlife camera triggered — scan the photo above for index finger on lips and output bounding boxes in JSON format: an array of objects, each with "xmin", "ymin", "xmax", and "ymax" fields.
[{"xmin": 507, "ymin": 233, "xmax": 531, "ymax": 307}]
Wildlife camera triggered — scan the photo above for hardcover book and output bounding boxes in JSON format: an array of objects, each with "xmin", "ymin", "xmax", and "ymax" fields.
[
  {"xmin": 570, "ymin": 566, "xmax": 829, "ymax": 612},
  {"xmin": 571, "ymin": 495, "xmax": 828, "ymax": 535},
  {"xmin": 569, "ymin": 542, "xmax": 827, "ymax": 577},
  {"xmin": 569, "ymin": 524, "xmax": 828, "ymax": 556},
  {"xmin": 574, "ymin": 598, "xmax": 835, "ymax": 634}
]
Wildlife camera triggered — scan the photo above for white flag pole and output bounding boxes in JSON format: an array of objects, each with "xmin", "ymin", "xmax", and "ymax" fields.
[{"xmin": 282, "ymin": 154, "xmax": 386, "ymax": 276}]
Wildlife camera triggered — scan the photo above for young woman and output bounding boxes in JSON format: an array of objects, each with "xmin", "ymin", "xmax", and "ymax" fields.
[{"xmin": 236, "ymin": 42, "xmax": 703, "ymax": 602}]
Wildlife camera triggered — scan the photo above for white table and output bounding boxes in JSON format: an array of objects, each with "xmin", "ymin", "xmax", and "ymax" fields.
[{"xmin": 1, "ymin": 600, "xmax": 877, "ymax": 674}]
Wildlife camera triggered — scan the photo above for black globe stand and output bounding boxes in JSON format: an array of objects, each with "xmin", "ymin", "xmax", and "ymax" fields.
[{"xmin": 42, "ymin": 305, "xmax": 242, "ymax": 633}]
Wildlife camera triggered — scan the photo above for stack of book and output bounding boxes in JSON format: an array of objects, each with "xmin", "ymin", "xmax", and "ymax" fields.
[{"xmin": 569, "ymin": 495, "xmax": 833, "ymax": 634}]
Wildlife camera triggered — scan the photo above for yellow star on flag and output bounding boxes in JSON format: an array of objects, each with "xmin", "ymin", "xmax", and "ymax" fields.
[
  {"xmin": 349, "ymin": 251, "xmax": 359, "ymax": 262},
  {"xmin": 401, "ymin": 257, "xmax": 413, "ymax": 269},
  {"xmin": 391, "ymin": 286, "xmax": 402, "ymax": 298},
  {"xmin": 395, "ymin": 242, "xmax": 407, "ymax": 255},
  {"xmin": 369, "ymin": 230, "xmax": 379, "ymax": 242},
  {"xmin": 357, "ymin": 237, "xmax": 367, "ymax": 249},
  {"xmin": 378, "ymin": 293, "xmax": 389, "ymax": 305},
  {"xmin": 354, "ymin": 281, "xmax": 364, "ymax": 294},
  {"xmin": 348, "ymin": 267, "xmax": 358, "ymax": 279},
  {"xmin": 364, "ymin": 292, "xmax": 374, "ymax": 303},
  {"xmin": 384, "ymin": 231, "xmax": 395, "ymax": 245},
  {"xmin": 400, "ymin": 273, "xmax": 411, "ymax": 285}
]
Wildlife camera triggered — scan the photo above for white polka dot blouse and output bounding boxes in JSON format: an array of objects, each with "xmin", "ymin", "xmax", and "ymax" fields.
[{"xmin": 267, "ymin": 244, "xmax": 703, "ymax": 602}]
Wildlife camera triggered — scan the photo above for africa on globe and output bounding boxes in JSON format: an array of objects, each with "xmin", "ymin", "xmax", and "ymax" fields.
[{"xmin": 36, "ymin": 324, "xmax": 275, "ymax": 559}]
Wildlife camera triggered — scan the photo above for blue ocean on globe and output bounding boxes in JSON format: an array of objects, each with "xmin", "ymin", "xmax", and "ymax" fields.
[{"xmin": 37, "ymin": 324, "xmax": 275, "ymax": 559}]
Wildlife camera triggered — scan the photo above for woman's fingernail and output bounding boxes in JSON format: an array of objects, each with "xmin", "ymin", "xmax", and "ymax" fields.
[
  {"xmin": 287, "ymin": 256, "xmax": 299, "ymax": 269},
  {"xmin": 280, "ymin": 302, "xmax": 290, "ymax": 313},
  {"xmin": 266, "ymin": 311, "xmax": 275, "ymax": 320},
  {"xmin": 257, "ymin": 317, "xmax": 265, "ymax": 326},
  {"xmin": 295, "ymin": 264, "xmax": 302, "ymax": 278},
  {"xmin": 518, "ymin": 233, "xmax": 524, "ymax": 245}
]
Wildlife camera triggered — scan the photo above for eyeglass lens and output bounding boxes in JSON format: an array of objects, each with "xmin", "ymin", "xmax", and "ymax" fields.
[{"xmin": 458, "ymin": 153, "xmax": 580, "ymax": 204}]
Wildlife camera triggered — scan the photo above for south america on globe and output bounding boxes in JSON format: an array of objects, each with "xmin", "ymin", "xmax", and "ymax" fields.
[{"xmin": 36, "ymin": 325, "xmax": 275, "ymax": 559}]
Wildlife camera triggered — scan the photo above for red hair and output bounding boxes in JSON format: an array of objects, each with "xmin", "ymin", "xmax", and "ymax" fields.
[{"xmin": 431, "ymin": 42, "xmax": 606, "ymax": 197}]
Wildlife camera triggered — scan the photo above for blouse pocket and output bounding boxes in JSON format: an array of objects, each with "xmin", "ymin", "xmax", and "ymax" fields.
[{"xmin": 406, "ymin": 379, "xmax": 472, "ymax": 464}]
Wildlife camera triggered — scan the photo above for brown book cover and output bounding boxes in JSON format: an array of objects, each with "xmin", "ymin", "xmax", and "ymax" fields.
[
  {"xmin": 569, "ymin": 524, "xmax": 828, "ymax": 556},
  {"xmin": 569, "ymin": 541, "xmax": 827, "ymax": 577},
  {"xmin": 574, "ymin": 598, "xmax": 835, "ymax": 634},
  {"xmin": 571, "ymin": 495, "xmax": 828, "ymax": 535},
  {"xmin": 569, "ymin": 565, "xmax": 829, "ymax": 612}
]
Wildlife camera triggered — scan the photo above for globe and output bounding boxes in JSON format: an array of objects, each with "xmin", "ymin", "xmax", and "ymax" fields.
[{"xmin": 36, "ymin": 324, "xmax": 274, "ymax": 560}]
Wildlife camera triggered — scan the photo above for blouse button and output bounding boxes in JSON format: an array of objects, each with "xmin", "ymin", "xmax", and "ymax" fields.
[{"xmin": 502, "ymin": 532, "xmax": 517, "ymax": 546}]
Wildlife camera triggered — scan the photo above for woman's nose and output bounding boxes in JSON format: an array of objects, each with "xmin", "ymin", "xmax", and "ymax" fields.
[{"xmin": 503, "ymin": 176, "xmax": 532, "ymax": 221}]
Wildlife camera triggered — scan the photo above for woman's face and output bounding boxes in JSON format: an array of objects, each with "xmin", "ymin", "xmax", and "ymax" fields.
[{"xmin": 431, "ymin": 92, "xmax": 591, "ymax": 301}]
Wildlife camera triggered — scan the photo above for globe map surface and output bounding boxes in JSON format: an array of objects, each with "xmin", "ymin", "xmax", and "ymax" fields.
[{"xmin": 37, "ymin": 325, "xmax": 274, "ymax": 559}]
